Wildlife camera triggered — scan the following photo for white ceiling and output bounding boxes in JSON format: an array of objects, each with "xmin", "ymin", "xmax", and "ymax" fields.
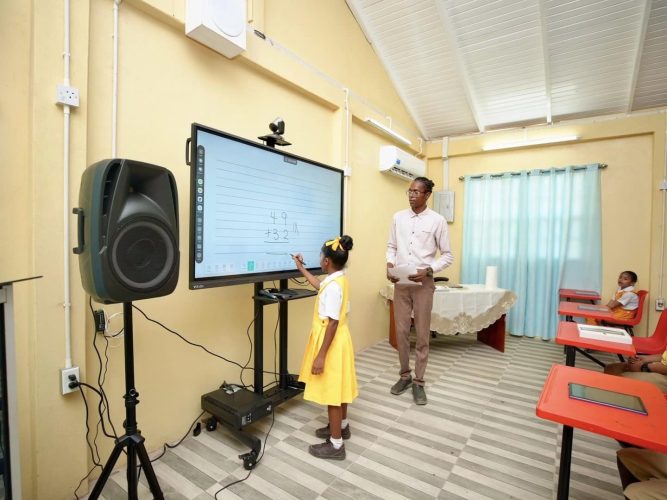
[{"xmin": 346, "ymin": 0, "xmax": 667, "ymax": 139}]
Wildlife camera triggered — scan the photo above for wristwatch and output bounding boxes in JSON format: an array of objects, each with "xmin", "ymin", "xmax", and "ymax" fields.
[
  {"xmin": 425, "ymin": 267, "xmax": 434, "ymax": 277},
  {"xmin": 640, "ymin": 363, "xmax": 652, "ymax": 372}
]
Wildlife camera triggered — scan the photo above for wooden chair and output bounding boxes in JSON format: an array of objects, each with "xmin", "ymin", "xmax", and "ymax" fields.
[{"xmin": 606, "ymin": 290, "xmax": 648, "ymax": 336}]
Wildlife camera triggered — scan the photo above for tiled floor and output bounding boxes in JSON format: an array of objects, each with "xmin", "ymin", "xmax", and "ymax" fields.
[{"xmin": 88, "ymin": 334, "xmax": 625, "ymax": 499}]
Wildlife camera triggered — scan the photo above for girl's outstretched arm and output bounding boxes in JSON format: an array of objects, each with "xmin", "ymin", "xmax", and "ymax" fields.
[{"xmin": 292, "ymin": 253, "xmax": 320, "ymax": 289}]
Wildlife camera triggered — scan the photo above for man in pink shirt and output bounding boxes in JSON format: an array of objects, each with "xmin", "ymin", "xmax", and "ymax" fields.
[{"xmin": 386, "ymin": 177, "xmax": 454, "ymax": 405}]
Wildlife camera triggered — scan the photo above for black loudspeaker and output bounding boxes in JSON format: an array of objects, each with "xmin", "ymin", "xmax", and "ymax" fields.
[{"xmin": 73, "ymin": 159, "xmax": 179, "ymax": 304}]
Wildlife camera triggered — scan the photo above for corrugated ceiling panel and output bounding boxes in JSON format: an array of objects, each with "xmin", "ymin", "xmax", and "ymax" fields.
[
  {"xmin": 442, "ymin": 0, "xmax": 547, "ymax": 128},
  {"xmin": 633, "ymin": 0, "xmax": 667, "ymax": 110},
  {"xmin": 348, "ymin": 0, "xmax": 478, "ymax": 137},
  {"xmin": 545, "ymin": 0, "xmax": 644, "ymax": 118},
  {"xmin": 347, "ymin": 0, "xmax": 667, "ymax": 139}
]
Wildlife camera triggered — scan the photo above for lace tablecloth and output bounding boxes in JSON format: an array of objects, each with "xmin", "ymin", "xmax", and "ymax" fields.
[{"xmin": 379, "ymin": 283, "xmax": 517, "ymax": 336}]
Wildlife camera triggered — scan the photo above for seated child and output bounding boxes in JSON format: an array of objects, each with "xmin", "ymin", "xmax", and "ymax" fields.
[
  {"xmin": 587, "ymin": 270, "xmax": 639, "ymax": 324},
  {"xmin": 604, "ymin": 349, "xmax": 667, "ymax": 393}
]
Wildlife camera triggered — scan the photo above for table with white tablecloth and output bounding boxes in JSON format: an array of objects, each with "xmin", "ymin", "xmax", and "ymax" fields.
[{"xmin": 379, "ymin": 283, "xmax": 517, "ymax": 352}]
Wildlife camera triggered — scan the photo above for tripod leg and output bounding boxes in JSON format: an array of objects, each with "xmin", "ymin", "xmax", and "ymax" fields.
[
  {"xmin": 135, "ymin": 440, "xmax": 164, "ymax": 500},
  {"xmin": 127, "ymin": 440, "xmax": 138, "ymax": 500},
  {"xmin": 87, "ymin": 442, "xmax": 126, "ymax": 499}
]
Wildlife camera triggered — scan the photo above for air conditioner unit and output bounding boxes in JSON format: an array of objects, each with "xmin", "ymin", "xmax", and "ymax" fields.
[{"xmin": 379, "ymin": 145, "xmax": 426, "ymax": 180}]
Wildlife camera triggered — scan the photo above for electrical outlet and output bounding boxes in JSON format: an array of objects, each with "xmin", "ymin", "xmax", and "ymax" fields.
[
  {"xmin": 56, "ymin": 85, "xmax": 80, "ymax": 107},
  {"xmin": 61, "ymin": 366, "xmax": 80, "ymax": 395},
  {"xmin": 656, "ymin": 298, "xmax": 665, "ymax": 311}
]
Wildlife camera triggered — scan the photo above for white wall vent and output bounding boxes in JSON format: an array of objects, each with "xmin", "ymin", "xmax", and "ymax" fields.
[
  {"xmin": 186, "ymin": 0, "xmax": 247, "ymax": 59},
  {"xmin": 379, "ymin": 145, "xmax": 426, "ymax": 180}
]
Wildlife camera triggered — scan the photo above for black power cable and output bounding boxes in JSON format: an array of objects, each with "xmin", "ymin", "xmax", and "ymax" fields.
[
  {"xmin": 131, "ymin": 304, "xmax": 282, "ymax": 379},
  {"xmin": 213, "ymin": 408, "xmax": 275, "ymax": 498}
]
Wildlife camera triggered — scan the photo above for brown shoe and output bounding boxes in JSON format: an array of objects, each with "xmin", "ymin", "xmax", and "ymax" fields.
[
  {"xmin": 308, "ymin": 441, "xmax": 346, "ymax": 460},
  {"xmin": 315, "ymin": 423, "xmax": 351, "ymax": 440}
]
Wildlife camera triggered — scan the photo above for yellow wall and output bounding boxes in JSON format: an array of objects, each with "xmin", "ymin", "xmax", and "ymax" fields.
[
  {"xmin": 1, "ymin": 0, "xmax": 422, "ymax": 497},
  {"xmin": 4, "ymin": 0, "xmax": 667, "ymax": 497},
  {"xmin": 426, "ymin": 113, "xmax": 667, "ymax": 337}
]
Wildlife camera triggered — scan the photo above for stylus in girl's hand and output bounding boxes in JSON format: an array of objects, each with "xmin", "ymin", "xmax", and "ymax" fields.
[{"xmin": 290, "ymin": 253, "xmax": 306, "ymax": 265}]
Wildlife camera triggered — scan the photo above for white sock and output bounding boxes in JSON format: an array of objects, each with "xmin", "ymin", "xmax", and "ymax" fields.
[
  {"xmin": 341, "ymin": 419, "xmax": 349, "ymax": 429},
  {"xmin": 330, "ymin": 436, "xmax": 344, "ymax": 449}
]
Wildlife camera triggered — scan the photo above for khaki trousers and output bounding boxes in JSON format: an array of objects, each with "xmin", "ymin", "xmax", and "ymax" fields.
[
  {"xmin": 618, "ymin": 448, "xmax": 667, "ymax": 500},
  {"xmin": 392, "ymin": 278, "xmax": 435, "ymax": 386}
]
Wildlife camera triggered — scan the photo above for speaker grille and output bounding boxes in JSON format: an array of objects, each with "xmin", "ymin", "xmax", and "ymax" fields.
[{"xmin": 110, "ymin": 219, "xmax": 177, "ymax": 291}]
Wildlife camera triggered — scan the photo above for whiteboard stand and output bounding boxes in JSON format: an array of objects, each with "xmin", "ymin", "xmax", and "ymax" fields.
[{"xmin": 201, "ymin": 279, "xmax": 315, "ymax": 470}]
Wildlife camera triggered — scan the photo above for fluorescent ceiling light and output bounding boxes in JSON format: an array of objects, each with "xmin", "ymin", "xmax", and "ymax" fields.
[
  {"xmin": 482, "ymin": 135, "xmax": 579, "ymax": 151},
  {"xmin": 365, "ymin": 118, "xmax": 412, "ymax": 146}
]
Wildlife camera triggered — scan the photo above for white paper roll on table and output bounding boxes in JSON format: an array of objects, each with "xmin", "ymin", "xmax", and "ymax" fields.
[{"xmin": 485, "ymin": 266, "xmax": 498, "ymax": 289}]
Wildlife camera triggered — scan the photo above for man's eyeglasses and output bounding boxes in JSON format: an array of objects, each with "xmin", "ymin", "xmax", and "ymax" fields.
[{"xmin": 406, "ymin": 189, "xmax": 427, "ymax": 196}]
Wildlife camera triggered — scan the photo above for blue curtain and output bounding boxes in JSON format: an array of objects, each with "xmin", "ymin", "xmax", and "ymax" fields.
[{"xmin": 461, "ymin": 165, "xmax": 602, "ymax": 340}]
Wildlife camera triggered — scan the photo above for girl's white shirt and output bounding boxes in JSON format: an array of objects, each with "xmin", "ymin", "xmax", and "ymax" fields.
[{"xmin": 318, "ymin": 270, "xmax": 349, "ymax": 320}]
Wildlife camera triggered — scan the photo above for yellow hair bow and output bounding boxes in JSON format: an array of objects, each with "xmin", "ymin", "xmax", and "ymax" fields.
[{"xmin": 325, "ymin": 236, "xmax": 341, "ymax": 252}]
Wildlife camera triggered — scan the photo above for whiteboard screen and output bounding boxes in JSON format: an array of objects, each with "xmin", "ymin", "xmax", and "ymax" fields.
[{"xmin": 188, "ymin": 124, "xmax": 343, "ymax": 288}]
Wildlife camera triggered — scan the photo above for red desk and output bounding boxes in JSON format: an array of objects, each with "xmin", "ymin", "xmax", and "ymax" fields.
[
  {"xmin": 558, "ymin": 301, "xmax": 614, "ymax": 322},
  {"xmin": 555, "ymin": 321, "xmax": 635, "ymax": 367},
  {"xmin": 537, "ymin": 365, "xmax": 667, "ymax": 500},
  {"xmin": 559, "ymin": 288, "xmax": 601, "ymax": 302}
]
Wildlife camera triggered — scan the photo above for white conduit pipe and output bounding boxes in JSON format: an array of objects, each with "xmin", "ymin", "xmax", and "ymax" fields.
[
  {"xmin": 659, "ymin": 111, "xmax": 667, "ymax": 300},
  {"xmin": 442, "ymin": 137, "xmax": 449, "ymax": 190},
  {"xmin": 112, "ymin": 0, "xmax": 121, "ymax": 157},
  {"xmin": 343, "ymin": 87, "xmax": 350, "ymax": 232},
  {"xmin": 63, "ymin": 0, "xmax": 73, "ymax": 369}
]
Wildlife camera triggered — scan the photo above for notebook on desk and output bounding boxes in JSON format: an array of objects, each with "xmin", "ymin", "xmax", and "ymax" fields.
[{"xmin": 574, "ymin": 290, "xmax": 599, "ymax": 295}]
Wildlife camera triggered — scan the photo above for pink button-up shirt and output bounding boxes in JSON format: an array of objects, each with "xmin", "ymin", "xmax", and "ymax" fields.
[{"xmin": 386, "ymin": 207, "xmax": 454, "ymax": 273}]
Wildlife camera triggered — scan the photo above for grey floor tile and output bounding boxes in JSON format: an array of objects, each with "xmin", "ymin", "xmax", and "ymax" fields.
[{"xmin": 86, "ymin": 335, "xmax": 624, "ymax": 499}]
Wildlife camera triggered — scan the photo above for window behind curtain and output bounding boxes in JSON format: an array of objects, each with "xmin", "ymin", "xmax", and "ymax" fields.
[{"xmin": 461, "ymin": 165, "xmax": 602, "ymax": 340}]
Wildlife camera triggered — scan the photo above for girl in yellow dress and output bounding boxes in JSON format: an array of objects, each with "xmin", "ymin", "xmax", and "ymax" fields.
[{"xmin": 292, "ymin": 235, "xmax": 358, "ymax": 460}]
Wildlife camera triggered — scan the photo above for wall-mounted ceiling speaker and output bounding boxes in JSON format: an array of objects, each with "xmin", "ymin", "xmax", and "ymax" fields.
[{"xmin": 73, "ymin": 159, "xmax": 179, "ymax": 304}]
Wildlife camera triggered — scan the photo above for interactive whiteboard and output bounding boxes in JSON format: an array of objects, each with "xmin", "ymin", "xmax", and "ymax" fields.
[{"xmin": 187, "ymin": 124, "xmax": 343, "ymax": 288}]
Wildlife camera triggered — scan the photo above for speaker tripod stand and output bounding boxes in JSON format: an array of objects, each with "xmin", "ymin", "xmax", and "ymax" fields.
[{"xmin": 88, "ymin": 302, "xmax": 164, "ymax": 500}]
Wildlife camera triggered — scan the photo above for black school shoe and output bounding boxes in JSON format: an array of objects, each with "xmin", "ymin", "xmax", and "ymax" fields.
[
  {"xmin": 315, "ymin": 423, "xmax": 351, "ymax": 440},
  {"xmin": 308, "ymin": 440, "xmax": 346, "ymax": 460}
]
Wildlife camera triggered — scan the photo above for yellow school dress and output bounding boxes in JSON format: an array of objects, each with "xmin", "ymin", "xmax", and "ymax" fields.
[{"xmin": 298, "ymin": 275, "xmax": 358, "ymax": 406}]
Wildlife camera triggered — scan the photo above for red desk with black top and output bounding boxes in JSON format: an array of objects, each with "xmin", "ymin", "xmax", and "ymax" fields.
[
  {"xmin": 555, "ymin": 320, "xmax": 636, "ymax": 367},
  {"xmin": 537, "ymin": 365, "xmax": 667, "ymax": 500}
]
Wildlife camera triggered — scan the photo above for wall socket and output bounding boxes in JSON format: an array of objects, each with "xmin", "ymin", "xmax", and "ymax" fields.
[
  {"xmin": 56, "ymin": 85, "xmax": 80, "ymax": 107},
  {"xmin": 656, "ymin": 298, "xmax": 665, "ymax": 311},
  {"xmin": 61, "ymin": 366, "xmax": 80, "ymax": 395}
]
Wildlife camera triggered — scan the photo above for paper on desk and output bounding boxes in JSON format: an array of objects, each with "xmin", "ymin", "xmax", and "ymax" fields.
[{"xmin": 388, "ymin": 264, "xmax": 421, "ymax": 285}]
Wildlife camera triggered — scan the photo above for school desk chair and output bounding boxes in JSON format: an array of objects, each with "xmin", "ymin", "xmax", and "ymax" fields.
[
  {"xmin": 632, "ymin": 308, "xmax": 667, "ymax": 356},
  {"xmin": 606, "ymin": 290, "xmax": 649, "ymax": 337}
]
